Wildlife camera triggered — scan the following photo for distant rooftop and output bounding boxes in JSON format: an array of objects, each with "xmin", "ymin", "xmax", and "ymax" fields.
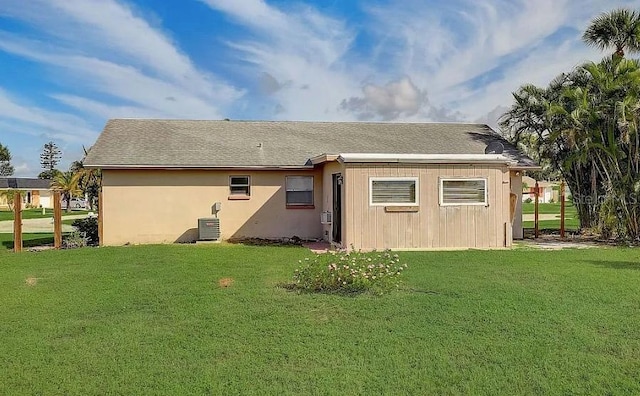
[{"xmin": 0, "ymin": 177, "xmax": 51, "ymax": 190}]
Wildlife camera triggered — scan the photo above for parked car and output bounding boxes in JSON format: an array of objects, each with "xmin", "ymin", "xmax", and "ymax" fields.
[{"xmin": 62, "ymin": 197, "xmax": 87, "ymax": 210}]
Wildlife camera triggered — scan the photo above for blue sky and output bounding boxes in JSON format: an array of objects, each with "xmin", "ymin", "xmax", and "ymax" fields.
[{"xmin": 0, "ymin": 0, "xmax": 635, "ymax": 176}]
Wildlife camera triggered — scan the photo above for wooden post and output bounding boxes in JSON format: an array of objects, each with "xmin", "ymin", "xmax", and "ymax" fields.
[
  {"xmin": 13, "ymin": 192, "xmax": 22, "ymax": 253},
  {"xmin": 53, "ymin": 191, "xmax": 62, "ymax": 249},
  {"xmin": 534, "ymin": 181, "xmax": 539, "ymax": 239},
  {"xmin": 98, "ymin": 189, "xmax": 103, "ymax": 246},
  {"xmin": 560, "ymin": 181, "xmax": 566, "ymax": 239}
]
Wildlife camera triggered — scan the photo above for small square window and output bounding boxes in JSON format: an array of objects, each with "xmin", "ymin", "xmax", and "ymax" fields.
[
  {"xmin": 440, "ymin": 178, "xmax": 487, "ymax": 205},
  {"xmin": 229, "ymin": 176, "xmax": 250, "ymax": 196},
  {"xmin": 286, "ymin": 176, "xmax": 314, "ymax": 207}
]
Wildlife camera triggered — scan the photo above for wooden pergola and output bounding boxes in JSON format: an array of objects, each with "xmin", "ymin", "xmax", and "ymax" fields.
[{"xmin": 12, "ymin": 190, "xmax": 63, "ymax": 253}]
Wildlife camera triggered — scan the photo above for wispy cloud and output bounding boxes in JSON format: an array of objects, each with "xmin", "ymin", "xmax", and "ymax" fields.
[
  {"xmin": 0, "ymin": 0, "xmax": 632, "ymax": 175},
  {"xmin": 198, "ymin": 0, "xmax": 617, "ymax": 126},
  {"xmin": 0, "ymin": 0, "xmax": 242, "ymax": 121},
  {"xmin": 199, "ymin": 0, "xmax": 362, "ymax": 120},
  {"xmin": 0, "ymin": 88, "xmax": 94, "ymax": 140}
]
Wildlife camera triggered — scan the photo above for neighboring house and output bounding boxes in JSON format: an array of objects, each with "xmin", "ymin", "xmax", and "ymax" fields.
[
  {"xmin": 522, "ymin": 176, "xmax": 561, "ymax": 203},
  {"xmin": 84, "ymin": 120, "xmax": 538, "ymax": 250},
  {"xmin": 0, "ymin": 177, "xmax": 53, "ymax": 209}
]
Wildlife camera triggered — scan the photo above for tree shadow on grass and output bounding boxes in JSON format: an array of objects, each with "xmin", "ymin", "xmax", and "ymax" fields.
[
  {"xmin": 586, "ymin": 260, "xmax": 640, "ymax": 270},
  {"xmin": 2, "ymin": 236, "xmax": 54, "ymax": 250}
]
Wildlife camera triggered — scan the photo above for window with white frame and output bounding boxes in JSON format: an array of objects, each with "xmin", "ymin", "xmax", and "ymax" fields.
[
  {"xmin": 370, "ymin": 177, "xmax": 418, "ymax": 206},
  {"xmin": 440, "ymin": 178, "xmax": 487, "ymax": 205},
  {"xmin": 286, "ymin": 176, "xmax": 314, "ymax": 206},
  {"xmin": 229, "ymin": 176, "xmax": 250, "ymax": 196}
]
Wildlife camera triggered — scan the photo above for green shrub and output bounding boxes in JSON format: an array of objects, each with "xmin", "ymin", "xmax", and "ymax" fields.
[
  {"xmin": 72, "ymin": 217, "xmax": 99, "ymax": 246},
  {"xmin": 289, "ymin": 249, "xmax": 408, "ymax": 295},
  {"xmin": 524, "ymin": 197, "xmax": 533, "ymax": 204},
  {"xmin": 62, "ymin": 230, "xmax": 88, "ymax": 249}
]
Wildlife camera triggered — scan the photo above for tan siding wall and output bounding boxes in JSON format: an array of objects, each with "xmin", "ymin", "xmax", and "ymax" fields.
[
  {"xmin": 101, "ymin": 169, "xmax": 323, "ymax": 245},
  {"xmin": 343, "ymin": 163, "xmax": 512, "ymax": 250}
]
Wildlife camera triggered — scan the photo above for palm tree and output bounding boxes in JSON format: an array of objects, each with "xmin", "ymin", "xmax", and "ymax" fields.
[
  {"xmin": 568, "ymin": 56, "xmax": 640, "ymax": 238},
  {"xmin": 70, "ymin": 156, "xmax": 101, "ymax": 211},
  {"xmin": 499, "ymin": 70, "xmax": 605, "ymax": 229},
  {"xmin": 582, "ymin": 8, "xmax": 640, "ymax": 58},
  {"xmin": 51, "ymin": 171, "xmax": 82, "ymax": 213}
]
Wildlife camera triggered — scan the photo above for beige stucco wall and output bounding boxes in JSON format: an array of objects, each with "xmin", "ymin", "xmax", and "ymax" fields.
[
  {"xmin": 0, "ymin": 189, "xmax": 52, "ymax": 209},
  {"xmin": 101, "ymin": 169, "xmax": 323, "ymax": 245},
  {"xmin": 343, "ymin": 163, "xmax": 512, "ymax": 250}
]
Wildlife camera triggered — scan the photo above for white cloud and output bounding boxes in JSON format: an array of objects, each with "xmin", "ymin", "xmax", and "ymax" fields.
[
  {"xmin": 340, "ymin": 77, "xmax": 427, "ymax": 120},
  {"xmin": 0, "ymin": 0, "xmax": 633, "ymax": 161},
  {"xmin": 200, "ymin": 0, "xmax": 362, "ymax": 120},
  {"xmin": 0, "ymin": 0, "xmax": 242, "ymax": 124},
  {"xmin": 0, "ymin": 88, "xmax": 95, "ymax": 140}
]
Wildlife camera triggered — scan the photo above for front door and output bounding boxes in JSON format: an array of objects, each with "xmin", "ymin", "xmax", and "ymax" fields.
[{"xmin": 332, "ymin": 173, "xmax": 342, "ymax": 244}]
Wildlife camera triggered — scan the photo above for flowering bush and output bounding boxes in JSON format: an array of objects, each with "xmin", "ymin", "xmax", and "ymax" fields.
[{"xmin": 289, "ymin": 249, "xmax": 408, "ymax": 294}]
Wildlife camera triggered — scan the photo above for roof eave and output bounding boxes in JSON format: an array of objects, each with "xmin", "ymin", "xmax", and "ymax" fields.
[
  {"xmin": 508, "ymin": 165, "xmax": 543, "ymax": 171},
  {"xmin": 337, "ymin": 153, "xmax": 518, "ymax": 165},
  {"xmin": 86, "ymin": 164, "xmax": 315, "ymax": 170}
]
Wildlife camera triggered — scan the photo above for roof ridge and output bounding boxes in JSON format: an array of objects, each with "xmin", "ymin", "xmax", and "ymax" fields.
[{"xmin": 107, "ymin": 118, "xmax": 489, "ymax": 127}]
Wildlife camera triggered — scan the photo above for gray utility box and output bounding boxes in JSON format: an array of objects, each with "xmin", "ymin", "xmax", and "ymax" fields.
[{"xmin": 198, "ymin": 218, "xmax": 221, "ymax": 241}]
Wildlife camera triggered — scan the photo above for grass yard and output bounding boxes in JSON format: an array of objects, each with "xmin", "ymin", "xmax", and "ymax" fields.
[
  {"xmin": 0, "ymin": 232, "xmax": 57, "ymax": 251},
  {"xmin": 522, "ymin": 202, "xmax": 580, "ymax": 230},
  {"xmin": 0, "ymin": 208, "xmax": 90, "ymax": 221},
  {"xmin": 2, "ymin": 245, "xmax": 640, "ymax": 394},
  {"xmin": 521, "ymin": 202, "xmax": 576, "ymax": 215}
]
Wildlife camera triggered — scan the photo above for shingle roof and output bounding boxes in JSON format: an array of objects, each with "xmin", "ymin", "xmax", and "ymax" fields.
[
  {"xmin": 84, "ymin": 119, "xmax": 537, "ymax": 168},
  {"xmin": 0, "ymin": 177, "xmax": 51, "ymax": 190}
]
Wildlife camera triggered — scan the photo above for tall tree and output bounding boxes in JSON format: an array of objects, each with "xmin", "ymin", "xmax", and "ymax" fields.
[
  {"xmin": 39, "ymin": 141, "xmax": 62, "ymax": 179},
  {"xmin": 582, "ymin": 8, "xmax": 640, "ymax": 58},
  {"xmin": 70, "ymin": 149, "xmax": 101, "ymax": 211},
  {"xmin": 51, "ymin": 171, "xmax": 82, "ymax": 213},
  {"xmin": 564, "ymin": 57, "xmax": 640, "ymax": 238},
  {"xmin": 0, "ymin": 142, "xmax": 14, "ymax": 176},
  {"xmin": 499, "ymin": 71, "xmax": 603, "ymax": 229}
]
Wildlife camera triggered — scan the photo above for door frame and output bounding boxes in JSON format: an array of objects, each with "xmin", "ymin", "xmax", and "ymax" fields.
[{"xmin": 332, "ymin": 173, "xmax": 342, "ymax": 244}]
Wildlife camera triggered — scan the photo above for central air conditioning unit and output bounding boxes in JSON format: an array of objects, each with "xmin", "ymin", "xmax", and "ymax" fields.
[
  {"xmin": 198, "ymin": 218, "xmax": 221, "ymax": 241},
  {"xmin": 320, "ymin": 211, "xmax": 332, "ymax": 224}
]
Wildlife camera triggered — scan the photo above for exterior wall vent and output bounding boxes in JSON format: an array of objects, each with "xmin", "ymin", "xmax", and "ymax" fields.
[
  {"xmin": 320, "ymin": 211, "xmax": 332, "ymax": 224},
  {"xmin": 198, "ymin": 218, "xmax": 221, "ymax": 241}
]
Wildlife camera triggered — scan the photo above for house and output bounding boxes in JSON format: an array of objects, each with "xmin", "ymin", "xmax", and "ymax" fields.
[
  {"xmin": 0, "ymin": 177, "xmax": 53, "ymax": 209},
  {"xmin": 83, "ymin": 120, "xmax": 538, "ymax": 250},
  {"xmin": 522, "ymin": 176, "xmax": 563, "ymax": 203}
]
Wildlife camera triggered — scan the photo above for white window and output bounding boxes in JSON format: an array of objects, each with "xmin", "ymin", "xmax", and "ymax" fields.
[
  {"xmin": 440, "ymin": 178, "xmax": 487, "ymax": 205},
  {"xmin": 229, "ymin": 176, "xmax": 250, "ymax": 196},
  {"xmin": 370, "ymin": 177, "xmax": 418, "ymax": 206},
  {"xmin": 286, "ymin": 176, "xmax": 314, "ymax": 206}
]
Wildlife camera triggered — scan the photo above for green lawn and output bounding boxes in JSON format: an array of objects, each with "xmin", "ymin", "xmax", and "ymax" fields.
[
  {"xmin": 0, "ymin": 232, "xmax": 56, "ymax": 250},
  {"xmin": 0, "ymin": 208, "xmax": 90, "ymax": 221},
  {"xmin": 522, "ymin": 202, "xmax": 580, "ymax": 230},
  {"xmin": 1, "ymin": 244, "xmax": 639, "ymax": 394},
  {"xmin": 522, "ymin": 201, "xmax": 576, "ymax": 214}
]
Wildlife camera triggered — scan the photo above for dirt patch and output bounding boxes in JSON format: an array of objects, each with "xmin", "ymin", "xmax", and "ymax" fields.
[
  {"xmin": 25, "ymin": 277, "xmax": 38, "ymax": 286},
  {"xmin": 218, "ymin": 278, "xmax": 234, "ymax": 288}
]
